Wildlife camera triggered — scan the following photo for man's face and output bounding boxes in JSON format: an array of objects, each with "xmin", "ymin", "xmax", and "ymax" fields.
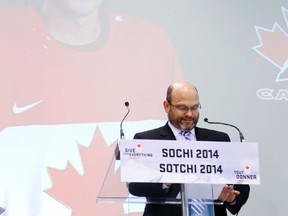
[{"xmin": 164, "ymin": 89, "xmax": 200, "ymax": 131}]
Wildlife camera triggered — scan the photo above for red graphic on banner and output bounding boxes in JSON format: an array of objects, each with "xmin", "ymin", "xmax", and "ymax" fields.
[
  {"xmin": 255, "ymin": 25, "xmax": 288, "ymax": 67},
  {"xmin": 46, "ymin": 129, "xmax": 139, "ymax": 215},
  {"xmin": 254, "ymin": 7, "xmax": 288, "ymax": 82}
]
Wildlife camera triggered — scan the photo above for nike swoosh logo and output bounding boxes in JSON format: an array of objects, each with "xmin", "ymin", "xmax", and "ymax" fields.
[{"xmin": 13, "ymin": 100, "xmax": 44, "ymax": 114}]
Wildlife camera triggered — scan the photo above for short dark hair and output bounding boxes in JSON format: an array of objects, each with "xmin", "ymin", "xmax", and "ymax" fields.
[{"xmin": 166, "ymin": 84, "xmax": 173, "ymax": 103}]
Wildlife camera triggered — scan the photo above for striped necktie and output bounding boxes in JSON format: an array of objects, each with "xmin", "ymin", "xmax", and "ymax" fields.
[
  {"xmin": 179, "ymin": 130, "xmax": 192, "ymax": 141},
  {"xmin": 179, "ymin": 131, "xmax": 209, "ymax": 216},
  {"xmin": 190, "ymin": 199, "xmax": 206, "ymax": 216}
]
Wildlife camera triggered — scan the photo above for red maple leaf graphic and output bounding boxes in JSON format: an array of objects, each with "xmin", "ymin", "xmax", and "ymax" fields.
[
  {"xmin": 255, "ymin": 25, "xmax": 288, "ymax": 67},
  {"xmin": 45, "ymin": 128, "xmax": 142, "ymax": 216}
]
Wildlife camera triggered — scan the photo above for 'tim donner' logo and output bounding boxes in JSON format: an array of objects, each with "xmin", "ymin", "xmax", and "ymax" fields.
[{"xmin": 253, "ymin": 6, "xmax": 288, "ymax": 101}]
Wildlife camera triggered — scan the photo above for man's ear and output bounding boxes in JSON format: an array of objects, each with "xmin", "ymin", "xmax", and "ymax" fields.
[{"xmin": 163, "ymin": 100, "xmax": 170, "ymax": 113}]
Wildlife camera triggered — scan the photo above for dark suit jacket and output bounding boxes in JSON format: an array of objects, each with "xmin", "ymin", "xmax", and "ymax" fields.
[{"xmin": 128, "ymin": 122, "xmax": 250, "ymax": 216}]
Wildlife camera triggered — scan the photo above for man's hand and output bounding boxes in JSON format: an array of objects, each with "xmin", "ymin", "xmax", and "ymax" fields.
[{"xmin": 218, "ymin": 185, "xmax": 240, "ymax": 203}]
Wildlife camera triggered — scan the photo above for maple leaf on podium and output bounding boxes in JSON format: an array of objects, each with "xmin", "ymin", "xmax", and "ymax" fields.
[{"xmin": 45, "ymin": 128, "xmax": 141, "ymax": 216}]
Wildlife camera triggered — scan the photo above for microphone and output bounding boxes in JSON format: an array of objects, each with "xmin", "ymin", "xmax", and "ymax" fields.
[
  {"xmin": 204, "ymin": 118, "xmax": 245, "ymax": 142},
  {"xmin": 120, "ymin": 101, "xmax": 130, "ymax": 139},
  {"xmin": 115, "ymin": 101, "xmax": 130, "ymax": 160}
]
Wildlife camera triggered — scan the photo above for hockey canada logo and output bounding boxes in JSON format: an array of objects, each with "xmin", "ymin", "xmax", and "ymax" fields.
[{"xmin": 253, "ymin": 7, "xmax": 288, "ymax": 101}]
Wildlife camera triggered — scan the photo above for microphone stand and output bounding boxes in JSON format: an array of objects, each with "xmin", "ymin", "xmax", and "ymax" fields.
[
  {"xmin": 204, "ymin": 118, "xmax": 245, "ymax": 142},
  {"xmin": 115, "ymin": 102, "xmax": 130, "ymax": 160},
  {"xmin": 120, "ymin": 102, "xmax": 130, "ymax": 140},
  {"xmin": 181, "ymin": 184, "xmax": 188, "ymax": 216}
]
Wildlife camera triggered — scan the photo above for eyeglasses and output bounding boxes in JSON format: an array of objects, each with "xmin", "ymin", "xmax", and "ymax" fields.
[{"xmin": 169, "ymin": 103, "xmax": 201, "ymax": 113}]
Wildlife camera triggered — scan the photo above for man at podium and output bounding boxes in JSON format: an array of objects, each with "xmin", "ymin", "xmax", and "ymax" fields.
[{"xmin": 128, "ymin": 81, "xmax": 250, "ymax": 216}]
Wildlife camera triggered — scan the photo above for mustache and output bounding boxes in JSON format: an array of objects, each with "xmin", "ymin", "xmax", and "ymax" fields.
[{"xmin": 181, "ymin": 117, "xmax": 194, "ymax": 121}]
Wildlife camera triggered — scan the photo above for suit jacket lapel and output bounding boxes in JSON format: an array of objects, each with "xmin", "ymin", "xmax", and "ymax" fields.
[
  {"xmin": 159, "ymin": 122, "xmax": 177, "ymax": 140},
  {"xmin": 195, "ymin": 127, "xmax": 209, "ymax": 141}
]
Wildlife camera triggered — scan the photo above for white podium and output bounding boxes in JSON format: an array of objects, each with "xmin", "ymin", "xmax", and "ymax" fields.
[{"xmin": 97, "ymin": 139, "xmax": 260, "ymax": 216}]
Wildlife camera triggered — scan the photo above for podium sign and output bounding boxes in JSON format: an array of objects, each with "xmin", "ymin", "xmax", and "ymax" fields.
[{"xmin": 119, "ymin": 139, "xmax": 260, "ymax": 185}]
